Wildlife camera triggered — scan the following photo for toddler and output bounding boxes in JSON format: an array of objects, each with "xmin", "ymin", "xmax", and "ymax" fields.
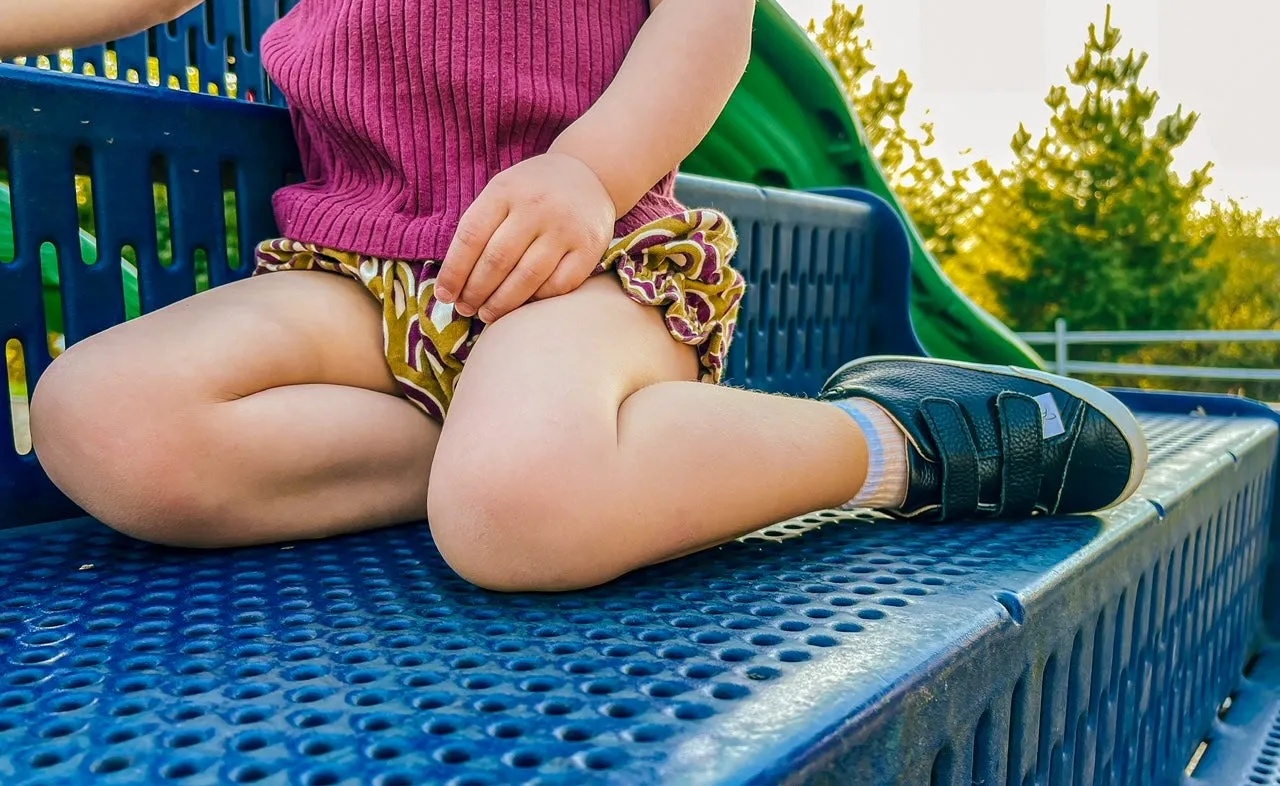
[{"xmin": 5, "ymin": 0, "xmax": 1148, "ymax": 592}]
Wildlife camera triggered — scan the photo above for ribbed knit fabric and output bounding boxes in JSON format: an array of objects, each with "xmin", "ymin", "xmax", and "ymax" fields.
[{"xmin": 259, "ymin": 0, "xmax": 686, "ymax": 260}]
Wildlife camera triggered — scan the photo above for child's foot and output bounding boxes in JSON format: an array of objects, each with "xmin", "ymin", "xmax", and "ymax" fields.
[{"xmin": 820, "ymin": 356, "xmax": 1149, "ymax": 521}]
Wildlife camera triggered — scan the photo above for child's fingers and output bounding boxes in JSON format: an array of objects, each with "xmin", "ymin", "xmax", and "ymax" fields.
[
  {"xmin": 438, "ymin": 192, "xmax": 509, "ymax": 304},
  {"xmin": 533, "ymin": 250, "xmax": 601, "ymax": 301},
  {"xmin": 476, "ymin": 239, "xmax": 565, "ymax": 323},
  {"xmin": 454, "ymin": 219, "xmax": 537, "ymax": 318}
]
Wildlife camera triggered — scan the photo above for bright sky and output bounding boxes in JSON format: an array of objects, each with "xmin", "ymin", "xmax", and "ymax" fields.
[{"xmin": 778, "ymin": 0, "xmax": 1280, "ymax": 215}]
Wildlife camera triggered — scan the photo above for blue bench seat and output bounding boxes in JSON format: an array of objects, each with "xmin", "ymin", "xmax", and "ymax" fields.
[{"xmin": 0, "ymin": 411, "xmax": 1272, "ymax": 784}]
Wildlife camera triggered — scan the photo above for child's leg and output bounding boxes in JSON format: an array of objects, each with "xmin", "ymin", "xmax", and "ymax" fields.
[
  {"xmin": 30, "ymin": 271, "xmax": 440, "ymax": 547},
  {"xmin": 427, "ymin": 275, "xmax": 871, "ymax": 592},
  {"xmin": 430, "ymin": 273, "xmax": 1146, "ymax": 593}
]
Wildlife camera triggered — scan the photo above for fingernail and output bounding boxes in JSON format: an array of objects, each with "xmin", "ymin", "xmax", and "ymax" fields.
[
  {"xmin": 455, "ymin": 303, "xmax": 475, "ymax": 318},
  {"xmin": 477, "ymin": 309, "xmax": 494, "ymax": 324},
  {"xmin": 435, "ymin": 288, "xmax": 454, "ymax": 304}
]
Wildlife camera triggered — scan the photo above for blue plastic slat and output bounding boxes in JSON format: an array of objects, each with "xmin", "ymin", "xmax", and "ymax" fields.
[
  {"xmin": 69, "ymin": 46, "xmax": 107, "ymax": 77},
  {"xmin": 0, "ymin": 174, "xmax": 59, "ymax": 525},
  {"xmin": 747, "ymin": 222, "xmax": 770, "ymax": 384},
  {"xmin": 229, "ymin": 0, "xmax": 277, "ymax": 103},
  {"xmin": 226, "ymin": 164, "xmax": 284, "ymax": 283},
  {"xmin": 109, "ymin": 34, "xmax": 150, "ymax": 85},
  {"xmin": 7, "ymin": 141, "xmax": 79, "ymax": 266},
  {"xmin": 0, "ymin": 414, "xmax": 1271, "ymax": 785},
  {"xmin": 92, "ymin": 146, "xmax": 162, "ymax": 321},
  {"xmin": 0, "ymin": 200, "xmax": 45, "ymax": 342},
  {"xmin": 200, "ymin": 2, "xmax": 237, "ymax": 85},
  {"xmin": 1184, "ymin": 643, "xmax": 1280, "ymax": 785},
  {"xmin": 163, "ymin": 155, "xmax": 229, "ymax": 303},
  {"xmin": 75, "ymin": 147, "xmax": 146, "ymax": 341},
  {"xmin": 150, "ymin": 22, "xmax": 187, "ymax": 87}
]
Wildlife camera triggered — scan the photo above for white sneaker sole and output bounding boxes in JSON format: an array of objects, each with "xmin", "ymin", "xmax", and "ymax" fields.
[{"xmin": 827, "ymin": 356, "xmax": 1151, "ymax": 509}]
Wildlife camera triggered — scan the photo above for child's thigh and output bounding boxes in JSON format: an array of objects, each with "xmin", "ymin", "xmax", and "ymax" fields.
[
  {"xmin": 30, "ymin": 270, "xmax": 399, "ymax": 473},
  {"xmin": 30, "ymin": 270, "xmax": 433, "ymax": 541},
  {"xmin": 37, "ymin": 270, "xmax": 399, "ymax": 406}
]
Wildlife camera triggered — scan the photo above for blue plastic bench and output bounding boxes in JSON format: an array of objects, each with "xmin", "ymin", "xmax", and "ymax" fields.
[{"xmin": 3, "ymin": 8, "xmax": 1280, "ymax": 785}]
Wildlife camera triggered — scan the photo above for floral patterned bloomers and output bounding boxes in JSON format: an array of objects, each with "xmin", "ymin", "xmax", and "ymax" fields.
[{"xmin": 253, "ymin": 210, "xmax": 746, "ymax": 421}]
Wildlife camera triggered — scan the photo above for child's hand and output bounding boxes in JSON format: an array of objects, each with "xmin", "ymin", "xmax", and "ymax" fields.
[{"xmin": 436, "ymin": 153, "xmax": 616, "ymax": 323}]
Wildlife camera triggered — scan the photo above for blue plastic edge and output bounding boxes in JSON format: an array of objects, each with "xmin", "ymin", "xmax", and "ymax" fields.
[{"xmin": 1114, "ymin": 387, "xmax": 1280, "ymax": 640}]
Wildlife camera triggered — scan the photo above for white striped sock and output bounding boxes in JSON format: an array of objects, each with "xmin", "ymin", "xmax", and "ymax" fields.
[{"xmin": 829, "ymin": 398, "xmax": 910, "ymax": 510}]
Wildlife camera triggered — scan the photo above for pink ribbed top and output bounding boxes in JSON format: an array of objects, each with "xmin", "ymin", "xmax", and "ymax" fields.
[{"xmin": 259, "ymin": 0, "xmax": 684, "ymax": 260}]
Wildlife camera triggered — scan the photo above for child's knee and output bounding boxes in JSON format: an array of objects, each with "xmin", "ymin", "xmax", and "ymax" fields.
[
  {"xmin": 30, "ymin": 346, "xmax": 228, "ymax": 546},
  {"xmin": 31, "ymin": 344, "xmax": 127, "ymax": 488},
  {"xmin": 427, "ymin": 447, "xmax": 613, "ymax": 592},
  {"xmin": 426, "ymin": 494, "xmax": 604, "ymax": 593}
]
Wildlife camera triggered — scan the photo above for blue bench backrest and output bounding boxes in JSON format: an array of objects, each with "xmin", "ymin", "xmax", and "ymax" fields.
[
  {"xmin": 0, "ymin": 64, "xmax": 919, "ymax": 529},
  {"xmin": 12, "ymin": 0, "xmax": 298, "ymax": 106}
]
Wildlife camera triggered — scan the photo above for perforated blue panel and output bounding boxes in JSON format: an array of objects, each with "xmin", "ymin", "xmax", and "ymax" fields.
[
  {"xmin": 0, "ymin": 414, "xmax": 1272, "ymax": 785},
  {"xmin": 0, "ymin": 66, "xmax": 914, "ymax": 530}
]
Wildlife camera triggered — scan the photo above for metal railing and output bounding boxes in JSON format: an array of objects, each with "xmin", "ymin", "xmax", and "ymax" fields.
[{"xmin": 1018, "ymin": 319, "xmax": 1280, "ymax": 381}]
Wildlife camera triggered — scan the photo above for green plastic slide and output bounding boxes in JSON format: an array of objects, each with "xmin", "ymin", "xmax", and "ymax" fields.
[
  {"xmin": 683, "ymin": 0, "xmax": 1043, "ymax": 368},
  {"xmin": 3, "ymin": 0, "xmax": 1040, "ymax": 366}
]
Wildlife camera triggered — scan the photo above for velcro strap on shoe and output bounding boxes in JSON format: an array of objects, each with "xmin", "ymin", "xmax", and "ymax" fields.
[
  {"xmin": 920, "ymin": 398, "xmax": 980, "ymax": 520},
  {"xmin": 995, "ymin": 392, "xmax": 1044, "ymax": 518}
]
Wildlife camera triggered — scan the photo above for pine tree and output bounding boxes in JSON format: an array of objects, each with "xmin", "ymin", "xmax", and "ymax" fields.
[{"xmin": 968, "ymin": 9, "xmax": 1213, "ymax": 334}]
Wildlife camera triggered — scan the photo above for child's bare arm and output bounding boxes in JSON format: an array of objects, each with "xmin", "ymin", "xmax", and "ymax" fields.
[
  {"xmin": 549, "ymin": 0, "xmax": 756, "ymax": 216},
  {"xmin": 0, "ymin": 0, "xmax": 200, "ymax": 60}
]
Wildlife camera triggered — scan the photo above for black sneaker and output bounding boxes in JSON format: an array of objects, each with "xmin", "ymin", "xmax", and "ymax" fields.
[{"xmin": 819, "ymin": 356, "xmax": 1148, "ymax": 521}]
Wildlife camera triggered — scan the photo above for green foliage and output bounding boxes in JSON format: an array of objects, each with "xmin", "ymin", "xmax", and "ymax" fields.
[
  {"xmin": 1197, "ymin": 202, "xmax": 1280, "ymax": 334},
  {"xmin": 1136, "ymin": 200, "xmax": 1280, "ymax": 399},
  {"xmin": 808, "ymin": 3, "xmax": 975, "ymax": 267},
  {"xmin": 812, "ymin": 3, "xmax": 1280, "ymax": 396},
  {"xmin": 971, "ymin": 10, "xmax": 1213, "ymax": 335}
]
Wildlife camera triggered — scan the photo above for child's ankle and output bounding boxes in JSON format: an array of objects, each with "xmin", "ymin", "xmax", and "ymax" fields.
[{"xmin": 829, "ymin": 398, "xmax": 909, "ymax": 510}]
